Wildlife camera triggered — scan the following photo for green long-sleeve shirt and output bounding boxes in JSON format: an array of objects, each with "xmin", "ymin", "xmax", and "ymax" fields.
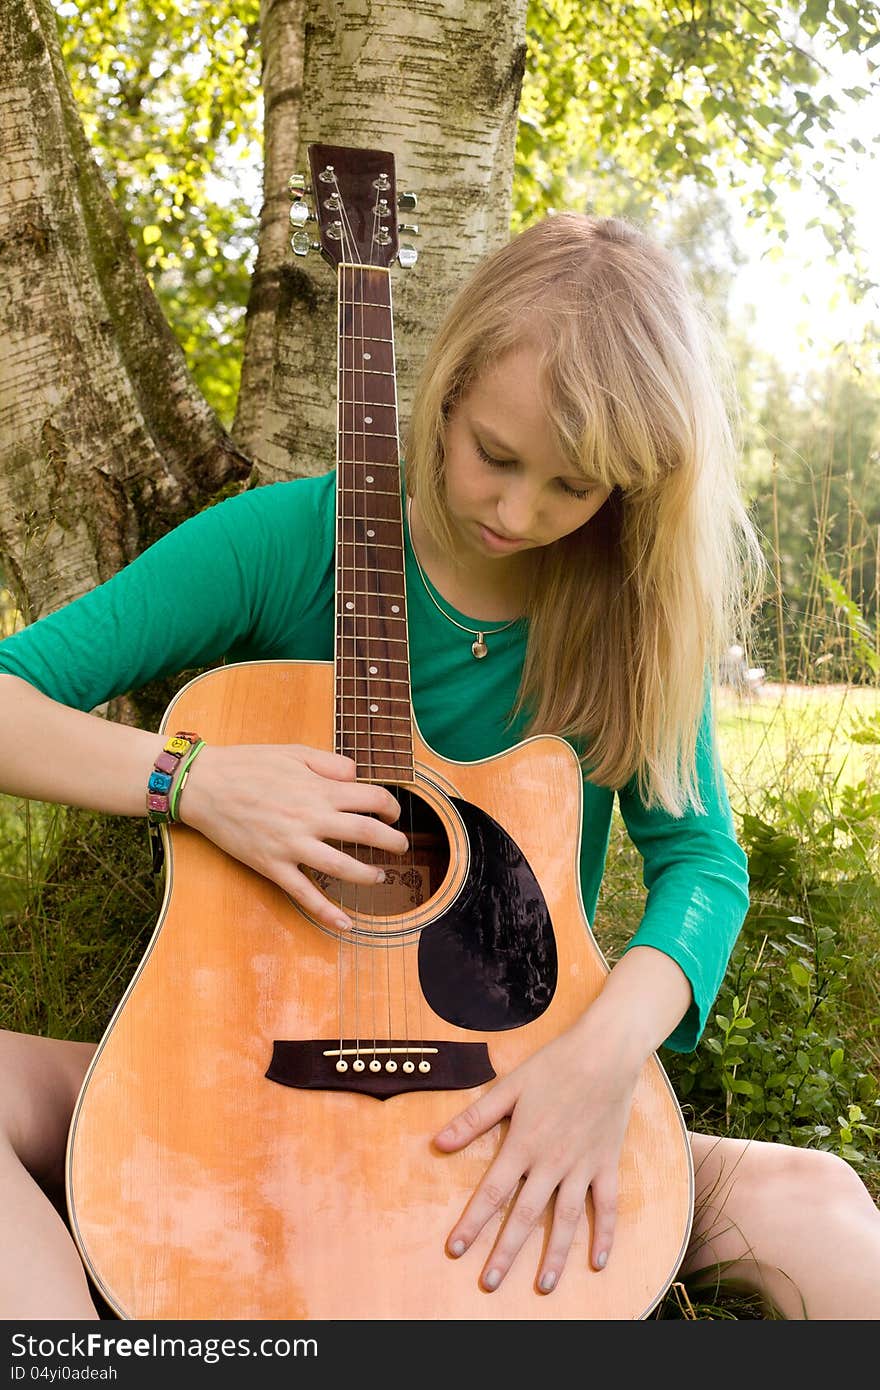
[{"xmin": 0, "ymin": 468, "xmax": 750, "ymax": 1050}]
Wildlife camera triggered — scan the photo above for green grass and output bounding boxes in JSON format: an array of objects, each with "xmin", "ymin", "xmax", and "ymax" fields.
[
  {"xmin": 716, "ymin": 683, "xmax": 880, "ymax": 803},
  {"xmin": 598, "ymin": 680, "xmax": 880, "ymax": 960}
]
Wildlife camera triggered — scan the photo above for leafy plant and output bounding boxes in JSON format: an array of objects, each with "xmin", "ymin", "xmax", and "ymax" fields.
[
  {"xmin": 666, "ymin": 910, "xmax": 879, "ymax": 1169},
  {"xmin": 664, "ymin": 769, "xmax": 880, "ymax": 1175}
]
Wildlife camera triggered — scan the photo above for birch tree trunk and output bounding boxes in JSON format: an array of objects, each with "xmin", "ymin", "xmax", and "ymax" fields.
[
  {"xmin": 232, "ymin": 0, "xmax": 307, "ymax": 457},
  {"xmin": 253, "ymin": 0, "xmax": 528, "ymax": 483},
  {"xmin": 0, "ymin": 0, "xmax": 251, "ymax": 635}
]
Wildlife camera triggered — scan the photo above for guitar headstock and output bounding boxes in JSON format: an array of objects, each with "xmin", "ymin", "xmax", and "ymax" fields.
[{"xmin": 288, "ymin": 143, "xmax": 418, "ymax": 271}]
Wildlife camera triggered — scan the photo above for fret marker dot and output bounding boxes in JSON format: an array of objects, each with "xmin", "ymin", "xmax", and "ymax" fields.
[
  {"xmin": 364, "ymin": 415, "xmax": 373, "ymax": 424},
  {"xmin": 363, "ymin": 352, "xmax": 371, "ymax": 360},
  {"xmin": 370, "ymin": 703, "xmax": 379, "ymax": 713},
  {"xmin": 366, "ymin": 475, "xmax": 374, "ymax": 483},
  {"xmin": 391, "ymin": 604, "xmax": 400, "ymax": 613},
  {"xmin": 367, "ymin": 529, "xmax": 375, "ymax": 538},
  {"xmin": 345, "ymin": 601, "xmax": 354, "ymax": 610},
  {"xmin": 369, "ymin": 665, "xmax": 378, "ymax": 674}
]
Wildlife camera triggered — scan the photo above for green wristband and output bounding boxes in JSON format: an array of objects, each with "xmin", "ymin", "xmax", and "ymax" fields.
[{"xmin": 169, "ymin": 739, "xmax": 207, "ymax": 822}]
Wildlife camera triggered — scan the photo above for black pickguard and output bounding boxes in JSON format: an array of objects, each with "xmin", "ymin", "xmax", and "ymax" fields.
[{"xmin": 417, "ymin": 796, "xmax": 557, "ymax": 1031}]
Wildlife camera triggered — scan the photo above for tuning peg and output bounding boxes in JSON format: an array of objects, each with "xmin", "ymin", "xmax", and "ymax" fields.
[
  {"xmin": 398, "ymin": 244, "xmax": 418, "ymax": 268},
  {"xmin": 289, "ymin": 202, "xmax": 312, "ymax": 227},
  {"xmin": 288, "ymin": 173, "xmax": 307, "ymax": 196},
  {"xmin": 290, "ymin": 231, "xmax": 312, "ymax": 257},
  {"xmin": 398, "ymin": 223, "xmax": 420, "ymax": 236},
  {"xmin": 397, "ymin": 191, "xmax": 418, "ymax": 211}
]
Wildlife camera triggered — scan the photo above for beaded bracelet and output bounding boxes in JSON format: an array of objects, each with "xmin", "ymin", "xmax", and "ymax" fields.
[{"xmin": 147, "ymin": 731, "xmax": 201, "ymax": 826}]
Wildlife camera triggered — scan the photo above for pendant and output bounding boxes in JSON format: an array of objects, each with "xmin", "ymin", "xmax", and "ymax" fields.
[{"xmin": 471, "ymin": 634, "xmax": 488, "ymax": 659}]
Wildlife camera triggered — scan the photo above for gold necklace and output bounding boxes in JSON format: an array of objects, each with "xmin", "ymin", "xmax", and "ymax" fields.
[{"xmin": 406, "ymin": 497, "xmax": 522, "ymax": 659}]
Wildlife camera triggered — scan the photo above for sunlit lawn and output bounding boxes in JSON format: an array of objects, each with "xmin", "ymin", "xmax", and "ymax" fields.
[
  {"xmin": 716, "ymin": 682, "xmax": 880, "ymax": 806},
  {"xmin": 598, "ymin": 681, "xmax": 880, "ymax": 962}
]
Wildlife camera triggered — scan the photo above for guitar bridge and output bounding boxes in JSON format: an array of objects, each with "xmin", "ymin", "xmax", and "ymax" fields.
[{"xmin": 266, "ymin": 1038, "xmax": 495, "ymax": 1100}]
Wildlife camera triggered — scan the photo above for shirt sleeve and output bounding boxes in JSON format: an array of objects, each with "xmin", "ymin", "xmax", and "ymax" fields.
[
  {"xmin": 616, "ymin": 686, "xmax": 750, "ymax": 1053},
  {"xmin": 0, "ymin": 475, "xmax": 332, "ymax": 712}
]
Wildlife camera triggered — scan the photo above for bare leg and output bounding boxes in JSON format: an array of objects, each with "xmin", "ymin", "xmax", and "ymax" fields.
[
  {"xmin": 0, "ymin": 1028, "xmax": 99, "ymax": 1319},
  {"xmin": 683, "ymin": 1131, "xmax": 880, "ymax": 1319}
]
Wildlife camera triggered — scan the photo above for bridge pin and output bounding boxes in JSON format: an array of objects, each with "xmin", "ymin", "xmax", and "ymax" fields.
[
  {"xmin": 335, "ymin": 1059, "xmax": 348, "ymax": 1072},
  {"xmin": 369, "ymin": 1059, "xmax": 382, "ymax": 1073},
  {"xmin": 385, "ymin": 1059, "xmax": 398, "ymax": 1072},
  {"xmin": 418, "ymin": 1060, "xmax": 431, "ymax": 1074}
]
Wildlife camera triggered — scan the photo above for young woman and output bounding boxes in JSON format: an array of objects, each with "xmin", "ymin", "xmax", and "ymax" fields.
[{"xmin": 1, "ymin": 213, "xmax": 878, "ymax": 1320}]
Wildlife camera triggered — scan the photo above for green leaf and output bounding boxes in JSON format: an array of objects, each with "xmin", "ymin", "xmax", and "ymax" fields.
[{"xmin": 729, "ymin": 1079, "xmax": 757, "ymax": 1095}]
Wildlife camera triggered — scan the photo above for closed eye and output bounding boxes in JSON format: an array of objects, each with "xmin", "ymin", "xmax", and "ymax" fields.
[{"xmin": 474, "ymin": 441, "xmax": 592, "ymax": 500}]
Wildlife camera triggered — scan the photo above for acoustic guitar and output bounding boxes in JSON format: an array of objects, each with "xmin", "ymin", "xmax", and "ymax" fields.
[{"xmin": 66, "ymin": 143, "xmax": 693, "ymax": 1320}]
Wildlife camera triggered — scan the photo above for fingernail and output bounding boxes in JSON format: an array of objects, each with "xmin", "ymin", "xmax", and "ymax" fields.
[
  {"xmin": 375, "ymin": 869, "xmax": 386, "ymax": 883},
  {"xmin": 483, "ymin": 1269, "xmax": 501, "ymax": 1290},
  {"xmin": 335, "ymin": 916, "xmax": 352, "ymax": 931},
  {"xmin": 540, "ymin": 1271, "xmax": 557, "ymax": 1292},
  {"xmin": 449, "ymin": 1239, "xmax": 466, "ymax": 1257},
  {"xmin": 596, "ymin": 1251, "xmax": 608, "ymax": 1269}
]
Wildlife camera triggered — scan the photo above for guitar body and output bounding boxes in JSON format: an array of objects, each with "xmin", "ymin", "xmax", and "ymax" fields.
[{"xmin": 67, "ymin": 659, "xmax": 694, "ymax": 1320}]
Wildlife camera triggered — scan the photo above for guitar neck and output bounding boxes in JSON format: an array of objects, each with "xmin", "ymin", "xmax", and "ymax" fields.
[{"xmin": 335, "ymin": 263, "xmax": 414, "ymax": 783}]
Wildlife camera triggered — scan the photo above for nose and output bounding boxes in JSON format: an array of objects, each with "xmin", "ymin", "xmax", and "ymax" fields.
[{"xmin": 496, "ymin": 480, "xmax": 541, "ymax": 538}]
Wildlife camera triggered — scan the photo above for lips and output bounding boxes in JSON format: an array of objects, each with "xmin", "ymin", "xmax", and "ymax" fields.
[{"xmin": 477, "ymin": 523, "xmax": 529, "ymax": 552}]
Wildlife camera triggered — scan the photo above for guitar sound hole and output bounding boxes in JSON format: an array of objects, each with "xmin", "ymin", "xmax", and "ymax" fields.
[{"xmin": 305, "ymin": 783, "xmax": 450, "ymax": 917}]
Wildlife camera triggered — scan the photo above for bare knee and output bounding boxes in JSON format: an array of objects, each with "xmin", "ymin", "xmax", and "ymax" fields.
[
  {"xmin": 0, "ymin": 1029, "xmax": 96, "ymax": 1190},
  {"xmin": 686, "ymin": 1133, "xmax": 877, "ymax": 1280},
  {"xmin": 744, "ymin": 1143, "xmax": 874, "ymax": 1223}
]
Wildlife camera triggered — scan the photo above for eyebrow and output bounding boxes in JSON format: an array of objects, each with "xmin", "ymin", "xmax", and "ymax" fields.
[{"xmin": 473, "ymin": 422, "xmax": 593, "ymax": 488}]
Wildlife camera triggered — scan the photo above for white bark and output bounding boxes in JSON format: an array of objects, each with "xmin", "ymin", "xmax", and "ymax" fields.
[
  {"xmin": 254, "ymin": 0, "xmax": 528, "ymax": 483},
  {"xmin": 0, "ymin": 0, "xmax": 249, "ymax": 626},
  {"xmin": 233, "ymin": 0, "xmax": 307, "ymax": 457}
]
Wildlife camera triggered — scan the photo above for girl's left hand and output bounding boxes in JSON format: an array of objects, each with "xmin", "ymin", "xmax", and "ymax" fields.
[{"xmin": 432, "ymin": 1020, "xmax": 640, "ymax": 1293}]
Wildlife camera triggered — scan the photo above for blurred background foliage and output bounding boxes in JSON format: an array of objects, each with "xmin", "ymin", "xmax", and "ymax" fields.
[{"xmin": 55, "ymin": 0, "xmax": 262, "ymax": 425}]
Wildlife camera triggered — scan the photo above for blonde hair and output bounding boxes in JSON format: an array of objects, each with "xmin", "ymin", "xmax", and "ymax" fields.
[{"xmin": 404, "ymin": 212, "xmax": 767, "ymax": 816}]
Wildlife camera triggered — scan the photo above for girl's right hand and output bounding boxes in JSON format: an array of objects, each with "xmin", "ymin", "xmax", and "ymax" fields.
[{"xmin": 173, "ymin": 742, "xmax": 408, "ymax": 930}]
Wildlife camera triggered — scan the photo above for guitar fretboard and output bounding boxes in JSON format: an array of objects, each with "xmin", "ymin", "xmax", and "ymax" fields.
[{"xmin": 335, "ymin": 264, "xmax": 413, "ymax": 782}]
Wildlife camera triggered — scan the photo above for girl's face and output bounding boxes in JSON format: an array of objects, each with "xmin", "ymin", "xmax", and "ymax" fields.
[{"xmin": 442, "ymin": 346, "xmax": 612, "ymax": 565}]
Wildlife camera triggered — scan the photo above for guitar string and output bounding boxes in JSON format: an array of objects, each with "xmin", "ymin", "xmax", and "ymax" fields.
[
  {"xmin": 333, "ymin": 217, "xmax": 349, "ymax": 1070},
  {"xmin": 337, "ymin": 181, "xmax": 386, "ymax": 1071},
  {"xmin": 383, "ymin": 243, "xmax": 412, "ymax": 1068},
  {"xmin": 368, "ymin": 200, "xmax": 416, "ymax": 1065},
  {"xmin": 358, "ymin": 206, "xmax": 385, "ymax": 1067},
  {"xmin": 335, "ymin": 191, "xmax": 366, "ymax": 1069},
  {"xmin": 380, "ymin": 202, "xmax": 424, "ymax": 1070},
  {"xmin": 362, "ymin": 195, "xmax": 387, "ymax": 1068},
  {"xmin": 334, "ymin": 192, "xmax": 359, "ymax": 1067},
  {"xmin": 369, "ymin": 225, "xmax": 397, "ymax": 1058},
  {"xmin": 386, "ymin": 256, "xmax": 422, "ymax": 1071}
]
